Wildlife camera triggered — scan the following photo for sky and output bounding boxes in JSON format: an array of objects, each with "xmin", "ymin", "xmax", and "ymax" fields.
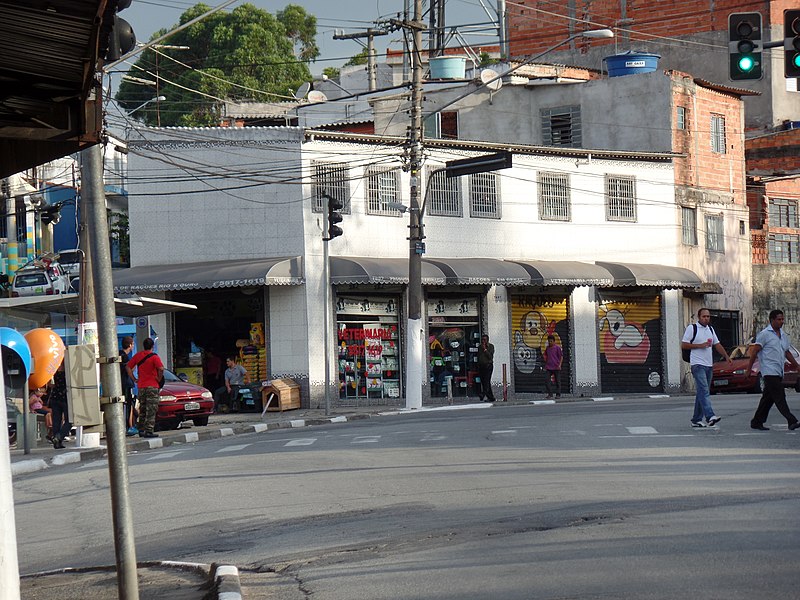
[{"xmin": 118, "ymin": 0, "xmax": 499, "ymax": 80}]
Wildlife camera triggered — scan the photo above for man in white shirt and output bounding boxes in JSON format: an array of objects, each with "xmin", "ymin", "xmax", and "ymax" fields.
[{"xmin": 681, "ymin": 307, "xmax": 732, "ymax": 427}]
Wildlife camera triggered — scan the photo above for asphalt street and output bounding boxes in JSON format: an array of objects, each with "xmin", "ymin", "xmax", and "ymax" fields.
[{"xmin": 11, "ymin": 393, "xmax": 800, "ymax": 599}]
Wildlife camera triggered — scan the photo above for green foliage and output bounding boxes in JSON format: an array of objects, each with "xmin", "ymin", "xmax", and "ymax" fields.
[
  {"xmin": 115, "ymin": 3, "xmax": 315, "ymax": 126},
  {"xmin": 344, "ymin": 48, "xmax": 369, "ymax": 67},
  {"xmin": 322, "ymin": 66, "xmax": 341, "ymax": 80},
  {"xmin": 478, "ymin": 52, "xmax": 499, "ymax": 67}
]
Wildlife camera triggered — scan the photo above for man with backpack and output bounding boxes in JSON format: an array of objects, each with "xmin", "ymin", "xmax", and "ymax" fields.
[
  {"xmin": 126, "ymin": 337, "xmax": 164, "ymax": 438},
  {"xmin": 681, "ymin": 307, "xmax": 732, "ymax": 428}
]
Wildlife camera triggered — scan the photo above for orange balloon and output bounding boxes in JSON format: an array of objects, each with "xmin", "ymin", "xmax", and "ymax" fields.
[{"xmin": 24, "ymin": 328, "xmax": 66, "ymax": 389}]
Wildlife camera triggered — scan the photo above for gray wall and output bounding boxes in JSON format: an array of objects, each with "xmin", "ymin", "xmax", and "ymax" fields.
[{"xmin": 752, "ymin": 264, "xmax": 800, "ymax": 341}]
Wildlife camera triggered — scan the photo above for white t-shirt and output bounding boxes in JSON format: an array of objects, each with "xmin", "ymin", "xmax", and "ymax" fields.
[{"xmin": 682, "ymin": 322, "xmax": 719, "ymax": 367}]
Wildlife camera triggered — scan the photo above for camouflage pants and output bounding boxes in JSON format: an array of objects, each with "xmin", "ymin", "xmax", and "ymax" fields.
[{"xmin": 136, "ymin": 387, "xmax": 160, "ymax": 434}]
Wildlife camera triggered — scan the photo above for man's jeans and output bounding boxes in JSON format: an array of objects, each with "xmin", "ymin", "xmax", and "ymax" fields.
[{"xmin": 691, "ymin": 364, "xmax": 716, "ymax": 422}]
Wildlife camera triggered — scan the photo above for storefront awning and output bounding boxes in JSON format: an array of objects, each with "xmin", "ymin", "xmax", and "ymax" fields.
[
  {"xmin": 0, "ymin": 295, "xmax": 197, "ymax": 320},
  {"xmin": 424, "ymin": 258, "xmax": 531, "ymax": 286},
  {"xmin": 113, "ymin": 257, "xmax": 303, "ymax": 293},
  {"xmin": 595, "ymin": 261, "xmax": 703, "ymax": 288},
  {"xmin": 330, "ymin": 257, "xmax": 446, "ymax": 285},
  {"xmin": 508, "ymin": 260, "xmax": 614, "ymax": 287}
]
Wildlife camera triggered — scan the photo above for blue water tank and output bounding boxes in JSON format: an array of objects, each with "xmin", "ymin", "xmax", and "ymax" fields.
[
  {"xmin": 603, "ymin": 51, "xmax": 661, "ymax": 77},
  {"xmin": 429, "ymin": 56, "xmax": 467, "ymax": 79}
]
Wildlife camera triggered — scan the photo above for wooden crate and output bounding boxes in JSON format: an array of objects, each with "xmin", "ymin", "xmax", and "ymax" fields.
[{"xmin": 261, "ymin": 378, "xmax": 301, "ymax": 412}]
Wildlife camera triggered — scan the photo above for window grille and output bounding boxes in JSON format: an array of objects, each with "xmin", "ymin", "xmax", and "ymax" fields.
[
  {"xmin": 469, "ymin": 172, "xmax": 500, "ymax": 218},
  {"xmin": 541, "ymin": 106, "xmax": 581, "ymax": 147},
  {"xmin": 366, "ymin": 167, "xmax": 402, "ymax": 216},
  {"xmin": 311, "ymin": 161, "xmax": 350, "ymax": 213},
  {"xmin": 711, "ymin": 114, "xmax": 726, "ymax": 154},
  {"xmin": 605, "ymin": 175, "xmax": 637, "ymax": 222},
  {"xmin": 768, "ymin": 198, "xmax": 799, "ymax": 228},
  {"xmin": 705, "ymin": 213, "xmax": 725, "ymax": 253},
  {"xmin": 768, "ymin": 234, "xmax": 800, "ymax": 263},
  {"xmin": 538, "ymin": 172, "xmax": 570, "ymax": 221},
  {"xmin": 426, "ymin": 167, "xmax": 462, "ymax": 217},
  {"xmin": 682, "ymin": 206, "xmax": 698, "ymax": 245}
]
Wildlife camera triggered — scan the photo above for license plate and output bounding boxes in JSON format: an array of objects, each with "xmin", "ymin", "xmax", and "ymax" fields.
[
  {"xmin": 714, "ymin": 379, "xmax": 728, "ymax": 386},
  {"xmin": 184, "ymin": 402, "xmax": 200, "ymax": 411}
]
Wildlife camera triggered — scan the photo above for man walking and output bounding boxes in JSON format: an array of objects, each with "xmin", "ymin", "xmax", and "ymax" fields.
[
  {"xmin": 126, "ymin": 337, "xmax": 163, "ymax": 438},
  {"xmin": 477, "ymin": 334, "xmax": 495, "ymax": 402},
  {"xmin": 682, "ymin": 307, "xmax": 732, "ymax": 427},
  {"xmin": 746, "ymin": 309, "xmax": 800, "ymax": 431},
  {"xmin": 543, "ymin": 335, "xmax": 563, "ymax": 399}
]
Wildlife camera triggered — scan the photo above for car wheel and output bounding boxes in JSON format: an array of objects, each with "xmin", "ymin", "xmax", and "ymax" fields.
[
  {"xmin": 753, "ymin": 374, "xmax": 764, "ymax": 394},
  {"xmin": 192, "ymin": 416, "xmax": 209, "ymax": 427}
]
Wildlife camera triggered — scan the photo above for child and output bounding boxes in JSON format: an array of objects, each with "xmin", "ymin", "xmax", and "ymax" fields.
[{"xmin": 28, "ymin": 387, "xmax": 53, "ymax": 440}]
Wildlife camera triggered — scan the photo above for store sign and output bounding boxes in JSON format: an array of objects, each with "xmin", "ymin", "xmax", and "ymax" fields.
[
  {"xmin": 426, "ymin": 298, "xmax": 478, "ymax": 317},
  {"xmin": 336, "ymin": 296, "xmax": 398, "ymax": 316}
]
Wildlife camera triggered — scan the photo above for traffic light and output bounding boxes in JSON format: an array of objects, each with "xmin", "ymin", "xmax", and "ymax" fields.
[
  {"xmin": 728, "ymin": 12, "xmax": 762, "ymax": 81},
  {"xmin": 104, "ymin": 0, "xmax": 136, "ymax": 61},
  {"xmin": 39, "ymin": 205, "xmax": 61, "ymax": 226},
  {"xmin": 785, "ymin": 9, "xmax": 800, "ymax": 78},
  {"xmin": 325, "ymin": 195, "xmax": 343, "ymax": 240}
]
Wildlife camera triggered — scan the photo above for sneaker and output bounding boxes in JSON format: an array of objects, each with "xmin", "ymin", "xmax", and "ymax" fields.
[
  {"xmin": 707, "ymin": 416, "xmax": 721, "ymax": 427},
  {"xmin": 126, "ymin": 427, "xmax": 139, "ymax": 437},
  {"xmin": 140, "ymin": 432, "xmax": 159, "ymax": 438},
  {"xmin": 691, "ymin": 421, "xmax": 707, "ymax": 428}
]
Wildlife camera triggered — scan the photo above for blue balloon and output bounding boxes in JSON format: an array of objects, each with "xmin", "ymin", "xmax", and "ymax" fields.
[{"xmin": 0, "ymin": 327, "xmax": 32, "ymax": 376}]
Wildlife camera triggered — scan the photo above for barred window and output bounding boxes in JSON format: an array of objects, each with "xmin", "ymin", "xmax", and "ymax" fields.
[
  {"xmin": 705, "ymin": 213, "xmax": 725, "ymax": 253},
  {"xmin": 605, "ymin": 175, "xmax": 636, "ymax": 222},
  {"xmin": 538, "ymin": 172, "xmax": 570, "ymax": 221},
  {"xmin": 469, "ymin": 172, "xmax": 500, "ymax": 219},
  {"xmin": 769, "ymin": 234, "xmax": 800, "ymax": 263},
  {"xmin": 682, "ymin": 206, "xmax": 698, "ymax": 245},
  {"xmin": 366, "ymin": 167, "xmax": 402, "ymax": 216},
  {"xmin": 711, "ymin": 114, "xmax": 726, "ymax": 154},
  {"xmin": 311, "ymin": 161, "xmax": 350, "ymax": 213},
  {"xmin": 426, "ymin": 167, "xmax": 462, "ymax": 217},
  {"xmin": 768, "ymin": 198, "xmax": 799, "ymax": 228},
  {"xmin": 541, "ymin": 106, "xmax": 581, "ymax": 147}
]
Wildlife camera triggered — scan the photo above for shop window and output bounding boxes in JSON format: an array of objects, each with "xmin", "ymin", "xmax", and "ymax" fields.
[
  {"xmin": 682, "ymin": 206, "xmax": 698, "ymax": 246},
  {"xmin": 705, "ymin": 213, "xmax": 724, "ymax": 254},
  {"xmin": 768, "ymin": 234, "xmax": 800, "ymax": 263},
  {"xmin": 311, "ymin": 161, "xmax": 350, "ymax": 213},
  {"xmin": 710, "ymin": 114, "xmax": 726, "ymax": 154},
  {"xmin": 426, "ymin": 167, "xmax": 462, "ymax": 217},
  {"xmin": 541, "ymin": 105, "xmax": 581, "ymax": 147},
  {"xmin": 469, "ymin": 171, "xmax": 500, "ymax": 219},
  {"xmin": 768, "ymin": 198, "xmax": 799, "ymax": 228},
  {"xmin": 427, "ymin": 297, "xmax": 481, "ymax": 399},
  {"xmin": 538, "ymin": 171, "xmax": 570, "ymax": 221},
  {"xmin": 604, "ymin": 175, "xmax": 636, "ymax": 222},
  {"xmin": 366, "ymin": 167, "xmax": 403, "ymax": 216}
]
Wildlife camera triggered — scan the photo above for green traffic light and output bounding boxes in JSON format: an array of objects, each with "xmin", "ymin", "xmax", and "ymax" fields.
[
  {"xmin": 794, "ymin": 53, "xmax": 800, "ymax": 69},
  {"xmin": 738, "ymin": 55, "xmax": 755, "ymax": 72}
]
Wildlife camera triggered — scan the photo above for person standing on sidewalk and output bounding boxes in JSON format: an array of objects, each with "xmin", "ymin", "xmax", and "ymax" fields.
[
  {"xmin": 543, "ymin": 335, "xmax": 563, "ymax": 399},
  {"xmin": 119, "ymin": 335, "xmax": 137, "ymax": 436},
  {"xmin": 746, "ymin": 309, "xmax": 800, "ymax": 431},
  {"xmin": 477, "ymin": 334, "xmax": 495, "ymax": 402},
  {"xmin": 47, "ymin": 363, "xmax": 71, "ymax": 449},
  {"xmin": 682, "ymin": 307, "xmax": 732, "ymax": 428},
  {"xmin": 126, "ymin": 338, "xmax": 163, "ymax": 438}
]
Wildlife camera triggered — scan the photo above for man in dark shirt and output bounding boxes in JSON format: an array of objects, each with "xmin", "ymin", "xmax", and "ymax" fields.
[{"xmin": 477, "ymin": 334, "xmax": 495, "ymax": 402}]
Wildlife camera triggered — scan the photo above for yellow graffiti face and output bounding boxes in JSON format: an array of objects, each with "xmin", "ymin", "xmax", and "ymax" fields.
[{"xmin": 520, "ymin": 311, "xmax": 547, "ymax": 347}]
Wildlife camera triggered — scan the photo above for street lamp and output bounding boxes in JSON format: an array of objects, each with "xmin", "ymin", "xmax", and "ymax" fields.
[
  {"xmin": 405, "ymin": 153, "xmax": 512, "ymax": 410},
  {"xmin": 128, "ymin": 95, "xmax": 166, "ymax": 117}
]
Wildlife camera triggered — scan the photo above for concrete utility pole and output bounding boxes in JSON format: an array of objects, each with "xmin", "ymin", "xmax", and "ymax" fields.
[
  {"xmin": 333, "ymin": 28, "xmax": 389, "ymax": 91},
  {"xmin": 406, "ymin": 0, "xmax": 426, "ymax": 410},
  {"xmin": 82, "ymin": 142, "xmax": 140, "ymax": 600}
]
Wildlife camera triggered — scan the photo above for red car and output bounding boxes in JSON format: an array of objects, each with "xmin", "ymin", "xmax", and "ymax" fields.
[
  {"xmin": 711, "ymin": 345, "xmax": 800, "ymax": 394},
  {"xmin": 155, "ymin": 369, "xmax": 215, "ymax": 430}
]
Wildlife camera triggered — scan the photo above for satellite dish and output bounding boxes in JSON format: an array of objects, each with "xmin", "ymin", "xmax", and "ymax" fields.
[
  {"xmin": 480, "ymin": 69, "xmax": 503, "ymax": 92},
  {"xmin": 295, "ymin": 82, "xmax": 311, "ymax": 99},
  {"xmin": 307, "ymin": 90, "xmax": 328, "ymax": 103}
]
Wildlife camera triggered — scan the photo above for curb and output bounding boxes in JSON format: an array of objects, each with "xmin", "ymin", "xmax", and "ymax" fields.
[{"xmin": 208, "ymin": 563, "xmax": 243, "ymax": 600}]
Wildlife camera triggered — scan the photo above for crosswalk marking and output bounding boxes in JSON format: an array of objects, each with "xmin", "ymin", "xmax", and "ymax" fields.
[
  {"xmin": 285, "ymin": 438, "xmax": 317, "ymax": 446},
  {"xmin": 216, "ymin": 444, "xmax": 250, "ymax": 453},
  {"xmin": 626, "ymin": 426, "xmax": 658, "ymax": 435},
  {"xmin": 146, "ymin": 451, "xmax": 184, "ymax": 461}
]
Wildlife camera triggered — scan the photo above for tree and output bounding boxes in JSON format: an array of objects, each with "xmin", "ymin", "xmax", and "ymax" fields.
[
  {"xmin": 344, "ymin": 48, "xmax": 369, "ymax": 68},
  {"xmin": 115, "ymin": 3, "xmax": 316, "ymax": 126},
  {"xmin": 277, "ymin": 4, "xmax": 319, "ymax": 62}
]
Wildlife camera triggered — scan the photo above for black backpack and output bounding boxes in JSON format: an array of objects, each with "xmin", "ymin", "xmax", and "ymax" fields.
[{"xmin": 682, "ymin": 324, "xmax": 715, "ymax": 363}]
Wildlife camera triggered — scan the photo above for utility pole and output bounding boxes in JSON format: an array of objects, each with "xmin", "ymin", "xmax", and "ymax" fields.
[
  {"xmin": 406, "ymin": 0, "xmax": 426, "ymax": 410},
  {"xmin": 82, "ymin": 141, "xmax": 140, "ymax": 599},
  {"xmin": 333, "ymin": 28, "xmax": 389, "ymax": 91}
]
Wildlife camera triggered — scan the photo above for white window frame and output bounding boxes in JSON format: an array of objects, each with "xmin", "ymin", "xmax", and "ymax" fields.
[
  {"xmin": 604, "ymin": 175, "xmax": 637, "ymax": 222},
  {"xmin": 366, "ymin": 167, "xmax": 402, "ymax": 216},
  {"xmin": 711, "ymin": 114, "xmax": 726, "ymax": 154},
  {"xmin": 426, "ymin": 167, "xmax": 462, "ymax": 217},
  {"xmin": 311, "ymin": 161, "xmax": 350, "ymax": 213},
  {"xmin": 538, "ymin": 172, "xmax": 570, "ymax": 221},
  {"xmin": 677, "ymin": 106, "xmax": 686, "ymax": 130},
  {"xmin": 705, "ymin": 213, "xmax": 725, "ymax": 253},
  {"xmin": 682, "ymin": 206, "xmax": 698, "ymax": 246},
  {"xmin": 469, "ymin": 171, "xmax": 500, "ymax": 219}
]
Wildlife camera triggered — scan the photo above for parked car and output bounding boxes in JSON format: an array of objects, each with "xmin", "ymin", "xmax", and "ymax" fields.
[
  {"xmin": 55, "ymin": 248, "xmax": 81, "ymax": 279},
  {"xmin": 711, "ymin": 344, "xmax": 800, "ymax": 394},
  {"xmin": 154, "ymin": 369, "xmax": 214, "ymax": 430},
  {"xmin": 10, "ymin": 261, "xmax": 71, "ymax": 297}
]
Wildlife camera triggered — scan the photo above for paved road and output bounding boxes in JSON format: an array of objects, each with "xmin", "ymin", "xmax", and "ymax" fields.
[{"xmin": 12, "ymin": 394, "xmax": 800, "ymax": 599}]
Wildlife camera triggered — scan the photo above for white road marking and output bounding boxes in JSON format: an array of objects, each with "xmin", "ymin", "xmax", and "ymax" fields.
[
  {"xmin": 420, "ymin": 434, "xmax": 447, "ymax": 441},
  {"xmin": 216, "ymin": 444, "xmax": 251, "ymax": 453},
  {"xmin": 146, "ymin": 451, "xmax": 184, "ymax": 461},
  {"xmin": 626, "ymin": 426, "xmax": 658, "ymax": 435},
  {"xmin": 600, "ymin": 434, "xmax": 695, "ymax": 438},
  {"xmin": 593, "ymin": 397, "xmax": 615, "ymax": 402},
  {"xmin": 529, "ymin": 400, "xmax": 555, "ymax": 405},
  {"xmin": 285, "ymin": 438, "xmax": 316, "ymax": 446},
  {"xmin": 352, "ymin": 436, "xmax": 381, "ymax": 444},
  {"xmin": 491, "ymin": 430, "xmax": 517, "ymax": 435}
]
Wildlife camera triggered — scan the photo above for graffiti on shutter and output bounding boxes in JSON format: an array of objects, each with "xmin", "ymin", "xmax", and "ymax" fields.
[{"xmin": 510, "ymin": 294, "xmax": 570, "ymax": 393}]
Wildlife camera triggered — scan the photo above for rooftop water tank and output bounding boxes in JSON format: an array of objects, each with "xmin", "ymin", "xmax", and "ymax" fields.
[
  {"xmin": 603, "ymin": 51, "xmax": 661, "ymax": 77},
  {"xmin": 429, "ymin": 56, "xmax": 467, "ymax": 79}
]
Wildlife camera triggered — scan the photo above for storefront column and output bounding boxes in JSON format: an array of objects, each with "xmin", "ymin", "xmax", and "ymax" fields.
[
  {"xmin": 663, "ymin": 288, "xmax": 683, "ymax": 393},
  {"xmin": 487, "ymin": 285, "xmax": 511, "ymax": 400},
  {"xmin": 571, "ymin": 287, "xmax": 601, "ymax": 396}
]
